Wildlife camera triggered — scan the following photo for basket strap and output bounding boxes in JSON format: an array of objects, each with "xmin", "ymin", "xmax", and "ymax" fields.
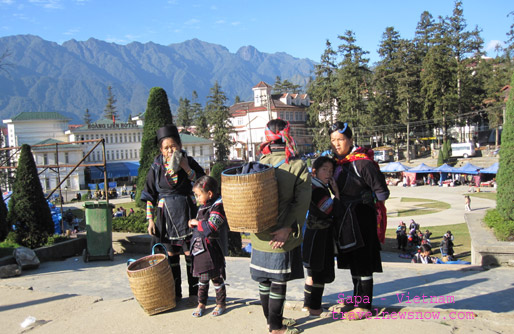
[
  {"xmin": 152, "ymin": 243, "xmax": 169, "ymax": 257},
  {"xmin": 273, "ymin": 159, "xmax": 286, "ymax": 168}
]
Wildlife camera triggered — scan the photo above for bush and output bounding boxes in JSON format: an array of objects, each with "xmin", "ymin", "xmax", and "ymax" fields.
[
  {"xmin": 484, "ymin": 208, "xmax": 514, "ymax": 241},
  {"xmin": 112, "ymin": 210, "xmax": 147, "ymax": 233},
  {"xmin": 46, "ymin": 234, "xmax": 70, "ymax": 245}
]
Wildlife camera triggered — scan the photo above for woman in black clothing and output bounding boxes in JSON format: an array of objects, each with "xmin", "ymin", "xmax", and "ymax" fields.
[
  {"xmin": 140, "ymin": 124, "xmax": 206, "ymax": 301},
  {"xmin": 329, "ymin": 122, "xmax": 389, "ymax": 320}
]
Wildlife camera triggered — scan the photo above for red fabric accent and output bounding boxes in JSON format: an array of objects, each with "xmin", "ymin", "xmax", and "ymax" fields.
[
  {"xmin": 197, "ymin": 221, "xmax": 204, "ymax": 232},
  {"xmin": 376, "ymin": 201, "xmax": 387, "ymax": 244},
  {"xmin": 316, "ymin": 196, "xmax": 333, "ymax": 215}
]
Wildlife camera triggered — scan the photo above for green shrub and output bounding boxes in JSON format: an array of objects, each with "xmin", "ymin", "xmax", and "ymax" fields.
[
  {"xmin": 46, "ymin": 234, "xmax": 70, "ymax": 245},
  {"xmin": 484, "ymin": 208, "xmax": 514, "ymax": 241},
  {"xmin": 112, "ymin": 210, "xmax": 147, "ymax": 233}
]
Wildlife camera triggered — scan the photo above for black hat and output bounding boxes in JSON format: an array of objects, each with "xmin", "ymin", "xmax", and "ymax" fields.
[{"xmin": 156, "ymin": 125, "xmax": 180, "ymax": 143}]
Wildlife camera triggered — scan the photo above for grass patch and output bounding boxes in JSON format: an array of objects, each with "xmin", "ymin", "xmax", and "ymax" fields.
[
  {"xmin": 0, "ymin": 239, "xmax": 20, "ymax": 257},
  {"xmin": 484, "ymin": 209, "xmax": 514, "ymax": 241},
  {"xmin": 394, "ymin": 197, "xmax": 451, "ymax": 217},
  {"xmin": 384, "ymin": 223, "xmax": 471, "ymax": 262},
  {"xmin": 469, "ymin": 192, "xmax": 497, "ymax": 201}
]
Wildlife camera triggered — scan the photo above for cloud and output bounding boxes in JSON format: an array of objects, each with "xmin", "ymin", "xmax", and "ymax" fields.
[
  {"xmin": 1, "ymin": 0, "xmax": 15, "ymax": 5},
  {"xmin": 231, "ymin": 21, "xmax": 241, "ymax": 26},
  {"xmin": 105, "ymin": 36, "xmax": 127, "ymax": 44},
  {"xmin": 74, "ymin": 0, "xmax": 89, "ymax": 4},
  {"xmin": 63, "ymin": 28, "xmax": 79, "ymax": 36},
  {"xmin": 185, "ymin": 18, "xmax": 200, "ymax": 25},
  {"xmin": 29, "ymin": 0, "xmax": 63, "ymax": 9},
  {"xmin": 215, "ymin": 20, "xmax": 226, "ymax": 24},
  {"xmin": 210, "ymin": 5, "xmax": 217, "ymax": 10},
  {"xmin": 485, "ymin": 40, "xmax": 504, "ymax": 51}
]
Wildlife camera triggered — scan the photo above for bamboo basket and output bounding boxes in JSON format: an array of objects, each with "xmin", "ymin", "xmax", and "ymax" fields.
[
  {"xmin": 221, "ymin": 164, "xmax": 278, "ymax": 233},
  {"xmin": 127, "ymin": 253, "xmax": 176, "ymax": 315}
]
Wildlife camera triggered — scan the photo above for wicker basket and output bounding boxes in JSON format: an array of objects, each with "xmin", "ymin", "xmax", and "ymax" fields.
[
  {"xmin": 127, "ymin": 253, "xmax": 176, "ymax": 315},
  {"xmin": 221, "ymin": 164, "xmax": 278, "ymax": 233}
]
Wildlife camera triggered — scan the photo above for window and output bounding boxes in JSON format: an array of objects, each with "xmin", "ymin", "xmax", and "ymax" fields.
[
  {"xmin": 192, "ymin": 146, "xmax": 195, "ymax": 156},
  {"xmin": 124, "ymin": 133, "xmax": 127, "ymax": 143},
  {"xmin": 200, "ymin": 146, "xmax": 203, "ymax": 156},
  {"xmin": 43, "ymin": 154, "xmax": 48, "ymax": 165},
  {"xmin": 65, "ymin": 152, "xmax": 69, "ymax": 164},
  {"xmin": 107, "ymin": 151, "xmax": 110, "ymax": 160},
  {"xmin": 116, "ymin": 150, "xmax": 119, "ymax": 160},
  {"xmin": 45, "ymin": 178, "xmax": 50, "ymax": 190}
]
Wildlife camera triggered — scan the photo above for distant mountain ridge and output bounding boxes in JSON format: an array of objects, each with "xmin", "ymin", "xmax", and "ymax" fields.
[{"xmin": 0, "ymin": 35, "xmax": 315, "ymax": 123}]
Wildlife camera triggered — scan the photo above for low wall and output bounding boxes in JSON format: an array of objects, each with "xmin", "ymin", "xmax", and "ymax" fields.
[{"xmin": 466, "ymin": 211, "xmax": 514, "ymax": 267}]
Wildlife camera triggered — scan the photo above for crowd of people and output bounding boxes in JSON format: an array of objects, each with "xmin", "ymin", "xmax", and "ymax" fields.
[{"xmin": 395, "ymin": 219, "xmax": 455, "ymax": 263}]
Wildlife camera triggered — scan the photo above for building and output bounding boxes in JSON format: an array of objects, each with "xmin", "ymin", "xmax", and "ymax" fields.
[
  {"xmin": 228, "ymin": 81, "xmax": 312, "ymax": 161},
  {"xmin": 2, "ymin": 112, "xmax": 214, "ymax": 193}
]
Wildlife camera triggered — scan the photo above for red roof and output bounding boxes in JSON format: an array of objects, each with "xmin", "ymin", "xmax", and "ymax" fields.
[{"xmin": 253, "ymin": 81, "xmax": 272, "ymax": 89}]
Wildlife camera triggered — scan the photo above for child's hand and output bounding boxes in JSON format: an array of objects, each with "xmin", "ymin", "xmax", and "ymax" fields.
[
  {"xmin": 329, "ymin": 177, "xmax": 339, "ymax": 198},
  {"xmin": 188, "ymin": 219, "xmax": 199, "ymax": 228}
]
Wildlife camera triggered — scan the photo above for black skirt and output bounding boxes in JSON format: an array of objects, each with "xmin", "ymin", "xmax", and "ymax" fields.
[
  {"xmin": 336, "ymin": 203, "xmax": 382, "ymax": 276},
  {"xmin": 302, "ymin": 227, "xmax": 335, "ymax": 284}
]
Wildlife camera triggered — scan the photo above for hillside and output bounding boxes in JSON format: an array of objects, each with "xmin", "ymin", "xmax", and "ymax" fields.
[{"xmin": 0, "ymin": 35, "xmax": 315, "ymax": 123}]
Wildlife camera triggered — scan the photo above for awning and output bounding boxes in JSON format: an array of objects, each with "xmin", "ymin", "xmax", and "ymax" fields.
[
  {"xmin": 89, "ymin": 162, "xmax": 139, "ymax": 180},
  {"xmin": 452, "ymin": 162, "xmax": 483, "ymax": 175},
  {"xmin": 479, "ymin": 162, "xmax": 498, "ymax": 174},
  {"xmin": 380, "ymin": 162, "xmax": 411, "ymax": 173}
]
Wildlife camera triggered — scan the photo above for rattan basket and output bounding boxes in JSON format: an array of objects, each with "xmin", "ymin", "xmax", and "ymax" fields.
[
  {"xmin": 127, "ymin": 253, "xmax": 176, "ymax": 315},
  {"xmin": 221, "ymin": 164, "xmax": 278, "ymax": 233}
]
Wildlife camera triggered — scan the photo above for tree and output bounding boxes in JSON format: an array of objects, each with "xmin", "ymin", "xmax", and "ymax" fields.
[
  {"xmin": 103, "ymin": 85, "xmax": 117, "ymax": 121},
  {"xmin": 192, "ymin": 90, "xmax": 209, "ymax": 138},
  {"xmin": 6, "ymin": 144, "xmax": 54, "ymax": 248},
  {"xmin": 496, "ymin": 72, "xmax": 514, "ymax": 221},
  {"xmin": 414, "ymin": 11, "xmax": 437, "ymax": 60},
  {"xmin": 83, "ymin": 108, "xmax": 92, "ymax": 126},
  {"xmin": 445, "ymin": 1, "xmax": 484, "ymax": 141},
  {"xmin": 336, "ymin": 30, "xmax": 372, "ymax": 144},
  {"xmin": 307, "ymin": 40, "xmax": 338, "ymax": 152},
  {"xmin": 135, "ymin": 87, "xmax": 174, "ymax": 206},
  {"xmin": 176, "ymin": 97, "xmax": 194, "ymax": 129},
  {"xmin": 0, "ymin": 185, "xmax": 8, "ymax": 241},
  {"xmin": 205, "ymin": 81, "xmax": 232, "ymax": 162},
  {"xmin": 0, "ymin": 48, "xmax": 13, "ymax": 74}
]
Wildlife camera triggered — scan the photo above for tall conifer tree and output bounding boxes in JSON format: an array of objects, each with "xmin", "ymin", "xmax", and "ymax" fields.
[
  {"xmin": 135, "ymin": 87, "xmax": 174, "ymax": 206},
  {"xmin": 7, "ymin": 144, "xmax": 54, "ymax": 247},
  {"xmin": 205, "ymin": 82, "xmax": 232, "ymax": 162}
]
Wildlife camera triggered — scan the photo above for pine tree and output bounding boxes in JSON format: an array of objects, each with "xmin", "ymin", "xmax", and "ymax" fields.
[
  {"xmin": 0, "ymin": 185, "xmax": 8, "ymax": 241},
  {"xmin": 6, "ymin": 144, "xmax": 54, "ymax": 248},
  {"xmin": 336, "ymin": 30, "xmax": 372, "ymax": 144},
  {"xmin": 135, "ymin": 87, "xmax": 174, "ymax": 206},
  {"xmin": 273, "ymin": 76, "xmax": 284, "ymax": 94},
  {"xmin": 83, "ymin": 108, "xmax": 92, "ymax": 126},
  {"xmin": 307, "ymin": 40, "xmax": 338, "ymax": 152},
  {"xmin": 192, "ymin": 90, "xmax": 209, "ymax": 138},
  {"xmin": 496, "ymin": 72, "xmax": 514, "ymax": 221},
  {"xmin": 176, "ymin": 97, "xmax": 194, "ymax": 129},
  {"xmin": 104, "ymin": 85, "xmax": 117, "ymax": 121},
  {"xmin": 205, "ymin": 81, "xmax": 232, "ymax": 162}
]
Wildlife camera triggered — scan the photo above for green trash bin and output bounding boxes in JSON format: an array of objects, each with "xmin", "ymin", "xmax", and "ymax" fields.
[{"xmin": 83, "ymin": 201, "xmax": 115, "ymax": 262}]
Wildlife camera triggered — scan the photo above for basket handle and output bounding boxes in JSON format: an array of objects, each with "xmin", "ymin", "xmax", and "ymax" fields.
[{"xmin": 152, "ymin": 243, "xmax": 169, "ymax": 257}]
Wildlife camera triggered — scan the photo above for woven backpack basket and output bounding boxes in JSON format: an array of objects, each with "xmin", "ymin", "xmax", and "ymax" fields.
[{"xmin": 221, "ymin": 164, "xmax": 278, "ymax": 233}]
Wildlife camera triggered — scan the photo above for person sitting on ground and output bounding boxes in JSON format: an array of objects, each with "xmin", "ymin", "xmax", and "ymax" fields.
[
  {"xmin": 440, "ymin": 231, "xmax": 455, "ymax": 260},
  {"xmin": 422, "ymin": 229, "xmax": 432, "ymax": 246},
  {"xmin": 411, "ymin": 244, "xmax": 437, "ymax": 264}
]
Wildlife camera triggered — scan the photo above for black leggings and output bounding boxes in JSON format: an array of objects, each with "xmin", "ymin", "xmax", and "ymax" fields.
[
  {"xmin": 259, "ymin": 280, "xmax": 287, "ymax": 331},
  {"xmin": 197, "ymin": 276, "xmax": 226, "ymax": 306}
]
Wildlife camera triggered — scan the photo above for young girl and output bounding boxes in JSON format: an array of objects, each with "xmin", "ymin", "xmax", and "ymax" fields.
[
  {"xmin": 302, "ymin": 156, "xmax": 339, "ymax": 317},
  {"xmin": 188, "ymin": 176, "xmax": 227, "ymax": 317},
  {"xmin": 411, "ymin": 244, "xmax": 437, "ymax": 264},
  {"xmin": 464, "ymin": 195, "xmax": 471, "ymax": 211}
]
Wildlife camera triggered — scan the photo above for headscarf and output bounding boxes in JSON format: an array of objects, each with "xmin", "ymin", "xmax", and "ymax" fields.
[{"xmin": 259, "ymin": 121, "xmax": 297, "ymax": 163}]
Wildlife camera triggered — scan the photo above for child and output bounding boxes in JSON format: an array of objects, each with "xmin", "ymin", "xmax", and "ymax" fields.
[
  {"xmin": 464, "ymin": 195, "xmax": 471, "ymax": 211},
  {"xmin": 440, "ymin": 231, "xmax": 455, "ymax": 260},
  {"xmin": 411, "ymin": 244, "xmax": 437, "ymax": 264},
  {"xmin": 422, "ymin": 229, "xmax": 432, "ymax": 246},
  {"xmin": 396, "ymin": 222, "xmax": 407, "ymax": 251},
  {"xmin": 188, "ymin": 176, "xmax": 227, "ymax": 317},
  {"xmin": 302, "ymin": 156, "xmax": 339, "ymax": 317}
]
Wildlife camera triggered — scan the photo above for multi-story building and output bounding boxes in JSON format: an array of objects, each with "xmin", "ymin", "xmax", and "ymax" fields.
[
  {"xmin": 228, "ymin": 81, "xmax": 312, "ymax": 161},
  {"xmin": 2, "ymin": 112, "xmax": 214, "ymax": 193}
]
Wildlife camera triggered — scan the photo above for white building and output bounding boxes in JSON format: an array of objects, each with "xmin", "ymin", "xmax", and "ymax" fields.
[
  {"xmin": 228, "ymin": 81, "xmax": 312, "ymax": 160},
  {"xmin": 2, "ymin": 112, "xmax": 214, "ymax": 193}
]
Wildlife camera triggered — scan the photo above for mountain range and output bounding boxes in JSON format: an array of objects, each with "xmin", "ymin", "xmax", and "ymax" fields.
[{"xmin": 0, "ymin": 35, "xmax": 315, "ymax": 124}]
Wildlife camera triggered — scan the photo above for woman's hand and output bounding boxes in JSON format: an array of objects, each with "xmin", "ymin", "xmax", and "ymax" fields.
[
  {"xmin": 147, "ymin": 219, "xmax": 156, "ymax": 236},
  {"xmin": 269, "ymin": 227, "xmax": 292, "ymax": 250},
  {"xmin": 179, "ymin": 156, "xmax": 191, "ymax": 173},
  {"xmin": 188, "ymin": 219, "xmax": 199, "ymax": 228}
]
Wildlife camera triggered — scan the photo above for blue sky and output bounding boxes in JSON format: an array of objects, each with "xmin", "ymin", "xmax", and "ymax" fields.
[{"xmin": 0, "ymin": 0, "xmax": 512, "ymax": 64}]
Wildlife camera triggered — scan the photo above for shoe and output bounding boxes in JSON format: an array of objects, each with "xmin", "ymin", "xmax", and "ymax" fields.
[
  {"xmin": 211, "ymin": 305, "xmax": 225, "ymax": 317},
  {"xmin": 192, "ymin": 307, "xmax": 205, "ymax": 318}
]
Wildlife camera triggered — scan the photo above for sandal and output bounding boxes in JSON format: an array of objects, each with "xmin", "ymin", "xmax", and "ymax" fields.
[
  {"xmin": 282, "ymin": 318, "xmax": 297, "ymax": 326},
  {"xmin": 192, "ymin": 307, "xmax": 205, "ymax": 318},
  {"xmin": 211, "ymin": 305, "xmax": 226, "ymax": 317}
]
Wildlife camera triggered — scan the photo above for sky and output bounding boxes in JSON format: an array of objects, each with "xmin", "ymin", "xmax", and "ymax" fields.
[{"xmin": 0, "ymin": 0, "xmax": 512, "ymax": 64}]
